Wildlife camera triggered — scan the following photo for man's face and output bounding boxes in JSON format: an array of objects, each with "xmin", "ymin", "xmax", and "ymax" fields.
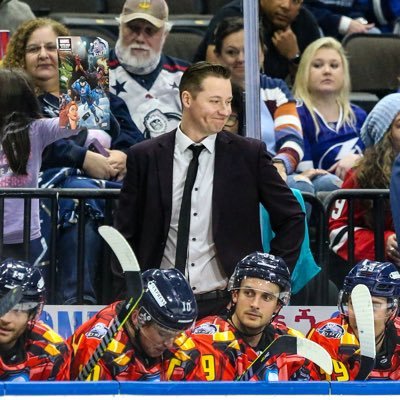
[
  {"xmin": 181, "ymin": 76, "xmax": 232, "ymax": 137},
  {"xmin": 231, "ymin": 278, "xmax": 281, "ymax": 335},
  {"xmin": 0, "ymin": 306, "xmax": 32, "ymax": 352},
  {"xmin": 348, "ymin": 295, "xmax": 395, "ymax": 345},
  {"xmin": 259, "ymin": 0, "xmax": 303, "ymax": 29},
  {"xmin": 139, "ymin": 322, "xmax": 179, "ymax": 358},
  {"xmin": 118, "ymin": 19, "xmax": 167, "ymax": 69}
]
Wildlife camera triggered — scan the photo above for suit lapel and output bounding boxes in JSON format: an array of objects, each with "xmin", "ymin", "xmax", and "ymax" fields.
[
  {"xmin": 155, "ymin": 131, "xmax": 175, "ymax": 233},
  {"xmin": 213, "ymin": 132, "xmax": 233, "ymax": 235}
]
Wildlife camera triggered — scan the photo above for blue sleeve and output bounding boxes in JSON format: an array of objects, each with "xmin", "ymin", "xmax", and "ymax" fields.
[
  {"xmin": 303, "ymin": 0, "xmax": 342, "ymax": 37},
  {"xmin": 109, "ymin": 92, "xmax": 145, "ymax": 150},
  {"xmin": 390, "ymin": 154, "xmax": 400, "ymax": 241},
  {"xmin": 41, "ymin": 138, "xmax": 87, "ymax": 170}
]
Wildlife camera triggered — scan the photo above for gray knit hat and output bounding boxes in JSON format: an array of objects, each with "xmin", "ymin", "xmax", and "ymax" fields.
[{"xmin": 360, "ymin": 93, "xmax": 400, "ymax": 147}]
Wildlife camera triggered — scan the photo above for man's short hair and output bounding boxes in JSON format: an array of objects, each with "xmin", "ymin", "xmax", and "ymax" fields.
[{"xmin": 179, "ymin": 61, "xmax": 231, "ymax": 99}]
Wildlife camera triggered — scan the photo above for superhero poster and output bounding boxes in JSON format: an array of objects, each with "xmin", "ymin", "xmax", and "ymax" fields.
[{"xmin": 57, "ymin": 36, "xmax": 110, "ymax": 130}]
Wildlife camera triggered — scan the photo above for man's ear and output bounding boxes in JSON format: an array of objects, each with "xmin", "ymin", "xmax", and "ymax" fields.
[
  {"xmin": 231, "ymin": 290, "xmax": 238, "ymax": 305},
  {"xmin": 130, "ymin": 309, "xmax": 140, "ymax": 325},
  {"xmin": 181, "ymin": 90, "xmax": 192, "ymax": 108}
]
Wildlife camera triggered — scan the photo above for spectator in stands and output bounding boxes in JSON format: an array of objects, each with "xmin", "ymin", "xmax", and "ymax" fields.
[
  {"xmin": 304, "ymin": 0, "xmax": 400, "ymax": 38},
  {"xmin": 213, "ymin": 17, "xmax": 304, "ymax": 179},
  {"xmin": 0, "ymin": 0, "xmax": 34, "ymax": 34},
  {"xmin": 69, "ymin": 268, "xmax": 197, "ymax": 381},
  {"xmin": 0, "ymin": 69, "xmax": 78, "ymax": 266},
  {"xmin": 3, "ymin": 18, "xmax": 141, "ymax": 305},
  {"xmin": 194, "ymin": 0, "xmax": 321, "ymax": 83},
  {"xmin": 166, "ymin": 252, "xmax": 321, "ymax": 381},
  {"xmin": 329, "ymin": 93, "xmax": 400, "ymax": 279},
  {"xmin": 222, "ymin": 81, "xmax": 245, "ymax": 136},
  {"xmin": 3, "ymin": 17, "xmax": 141, "ymax": 177},
  {"xmin": 114, "ymin": 62, "xmax": 305, "ymax": 319},
  {"xmin": 0, "ymin": 258, "xmax": 71, "ymax": 380},
  {"xmin": 110, "ymin": 0, "xmax": 189, "ymax": 139},
  {"xmin": 290, "ymin": 37, "xmax": 366, "ymax": 195},
  {"xmin": 308, "ymin": 259, "xmax": 400, "ymax": 380},
  {"xmin": 390, "ymin": 154, "xmax": 400, "ymax": 245}
]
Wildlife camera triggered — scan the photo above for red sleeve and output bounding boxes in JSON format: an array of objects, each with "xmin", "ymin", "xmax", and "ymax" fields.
[
  {"xmin": 69, "ymin": 305, "xmax": 117, "ymax": 381},
  {"xmin": 329, "ymin": 171, "xmax": 395, "ymax": 262}
]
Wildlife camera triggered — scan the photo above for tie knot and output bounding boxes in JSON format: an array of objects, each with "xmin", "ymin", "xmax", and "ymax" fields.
[{"xmin": 189, "ymin": 144, "xmax": 204, "ymax": 159}]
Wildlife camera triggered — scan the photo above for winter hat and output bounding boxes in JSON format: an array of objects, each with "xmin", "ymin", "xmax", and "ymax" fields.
[{"xmin": 360, "ymin": 93, "xmax": 400, "ymax": 147}]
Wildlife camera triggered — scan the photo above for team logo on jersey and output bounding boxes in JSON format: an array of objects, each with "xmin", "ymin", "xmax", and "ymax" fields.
[
  {"xmin": 317, "ymin": 322, "xmax": 344, "ymax": 339},
  {"xmin": 261, "ymin": 364, "xmax": 279, "ymax": 382},
  {"xmin": 193, "ymin": 323, "xmax": 218, "ymax": 335},
  {"xmin": 143, "ymin": 109, "xmax": 181, "ymax": 139},
  {"xmin": 144, "ymin": 109, "xmax": 169, "ymax": 136},
  {"xmin": 86, "ymin": 322, "xmax": 108, "ymax": 339}
]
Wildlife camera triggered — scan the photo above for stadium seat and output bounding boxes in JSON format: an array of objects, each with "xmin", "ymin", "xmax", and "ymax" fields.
[
  {"xmin": 163, "ymin": 31, "xmax": 204, "ymax": 62},
  {"xmin": 26, "ymin": 0, "xmax": 107, "ymax": 16},
  {"xmin": 342, "ymin": 33, "xmax": 400, "ymax": 98},
  {"xmin": 201, "ymin": 0, "xmax": 233, "ymax": 14},
  {"xmin": 104, "ymin": 0, "xmax": 203, "ymax": 14}
]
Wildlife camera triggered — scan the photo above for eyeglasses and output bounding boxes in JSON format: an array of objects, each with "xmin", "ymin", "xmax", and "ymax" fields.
[
  {"xmin": 291, "ymin": 0, "xmax": 303, "ymax": 5},
  {"xmin": 224, "ymin": 114, "xmax": 239, "ymax": 128},
  {"xmin": 25, "ymin": 43, "xmax": 57, "ymax": 54}
]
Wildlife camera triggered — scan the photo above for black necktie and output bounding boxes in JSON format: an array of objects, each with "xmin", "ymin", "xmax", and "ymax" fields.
[{"xmin": 175, "ymin": 144, "xmax": 205, "ymax": 273}]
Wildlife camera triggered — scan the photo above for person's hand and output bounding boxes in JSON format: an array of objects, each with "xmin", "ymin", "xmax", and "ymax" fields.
[
  {"xmin": 271, "ymin": 27, "xmax": 300, "ymax": 60},
  {"xmin": 82, "ymin": 150, "xmax": 118, "ymax": 180},
  {"xmin": 386, "ymin": 234, "xmax": 400, "ymax": 265},
  {"xmin": 347, "ymin": 19, "xmax": 375, "ymax": 35},
  {"xmin": 107, "ymin": 150, "xmax": 127, "ymax": 181},
  {"xmin": 328, "ymin": 154, "xmax": 361, "ymax": 180},
  {"xmin": 298, "ymin": 168, "xmax": 328, "ymax": 180},
  {"xmin": 273, "ymin": 161, "xmax": 287, "ymax": 181}
]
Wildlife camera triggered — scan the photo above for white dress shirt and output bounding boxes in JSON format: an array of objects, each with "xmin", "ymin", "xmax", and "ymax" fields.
[{"xmin": 161, "ymin": 126, "xmax": 228, "ymax": 293}]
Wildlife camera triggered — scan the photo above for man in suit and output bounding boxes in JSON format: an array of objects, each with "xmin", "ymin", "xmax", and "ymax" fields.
[{"xmin": 114, "ymin": 62, "xmax": 305, "ymax": 318}]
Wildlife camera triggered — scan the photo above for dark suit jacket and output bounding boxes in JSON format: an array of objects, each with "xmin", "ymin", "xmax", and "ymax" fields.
[{"xmin": 115, "ymin": 130, "xmax": 304, "ymax": 281}]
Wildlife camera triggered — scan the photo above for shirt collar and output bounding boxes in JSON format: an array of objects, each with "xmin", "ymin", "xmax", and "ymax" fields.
[{"xmin": 176, "ymin": 125, "xmax": 217, "ymax": 154}]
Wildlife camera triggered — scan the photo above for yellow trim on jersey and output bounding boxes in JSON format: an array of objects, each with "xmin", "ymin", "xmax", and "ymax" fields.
[
  {"xmin": 43, "ymin": 329, "xmax": 64, "ymax": 343},
  {"xmin": 44, "ymin": 343, "xmax": 61, "ymax": 356},
  {"xmin": 107, "ymin": 338, "xmax": 125, "ymax": 354}
]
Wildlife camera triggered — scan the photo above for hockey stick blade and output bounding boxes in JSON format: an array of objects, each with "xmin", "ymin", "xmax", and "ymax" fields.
[
  {"xmin": 77, "ymin": 226, "xmax": 143, "ymax": 381},
  {"xmin": 236, "ymin": 335, "xmax": 332, "ymax": 381},
  {"xmin": 98, "ymin": 225, "xmax": 140, "ymax": 273},
  {"xmin": 352, "ymin": 284, "xmax": 376, "ymax": 380},
  {"xmin": 98, "ymin": 225, "xmax": 142, "ymax": 298},
  {"xmin": 0, "ymin": 286, "xmax": 23, "ymax": 317}
]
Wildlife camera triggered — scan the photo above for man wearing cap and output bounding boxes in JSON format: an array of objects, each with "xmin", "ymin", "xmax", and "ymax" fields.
[{"xmin": 109, "ymin": 0, "xmax": 189, "ymax": 139}]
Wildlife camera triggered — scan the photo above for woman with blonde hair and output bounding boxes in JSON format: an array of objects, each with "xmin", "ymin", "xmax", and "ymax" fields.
[{"xmin": 290, "ymin": 37, "xmax": 367, "ymax": 194}]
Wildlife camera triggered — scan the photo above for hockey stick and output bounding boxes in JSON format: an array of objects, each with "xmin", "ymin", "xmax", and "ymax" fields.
[
  {"xmin": 0, "ymin": 286, "xmax": 23, "ymax": 317},
  {"xmin": 351, "ymin": 284, "xmax": 376, "ymax": 380},
  {"xmin": 235, "ymin": 335, "xmax": 333, "ymax": 381},
  {"xmin": 76, "ymin": 225, "xmax": 143, "ymax": 381}
]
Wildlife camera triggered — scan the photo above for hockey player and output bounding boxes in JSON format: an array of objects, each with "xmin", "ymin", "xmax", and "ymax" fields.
[
  {"xmin": 308, "ymin": 259, "xmax": 400, "ymax": 380},
  {"xmin": 0, "ymin": 258, "xmax": 70, "ymax": 381},
  {"xmin": 69, "ymin": 268, "xmax": 197, "ymax": 381},
  {"xmin": 166, "ymin": 252, "xmax": 320, "ymax": 381}
]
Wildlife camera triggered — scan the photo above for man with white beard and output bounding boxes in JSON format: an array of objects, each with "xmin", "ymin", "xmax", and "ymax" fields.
[{"xmin": 109, "ymin": 0, "xmax": 189, "ymax": 139}]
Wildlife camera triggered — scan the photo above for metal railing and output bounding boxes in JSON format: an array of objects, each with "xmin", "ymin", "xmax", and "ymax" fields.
[
  {"xmin": 0, "ymin": 188, "xmax": 120, "ymax": 304},
  {"xmin": 0, "ymin": 188, "xmax": 391, "ymax": 305}
]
